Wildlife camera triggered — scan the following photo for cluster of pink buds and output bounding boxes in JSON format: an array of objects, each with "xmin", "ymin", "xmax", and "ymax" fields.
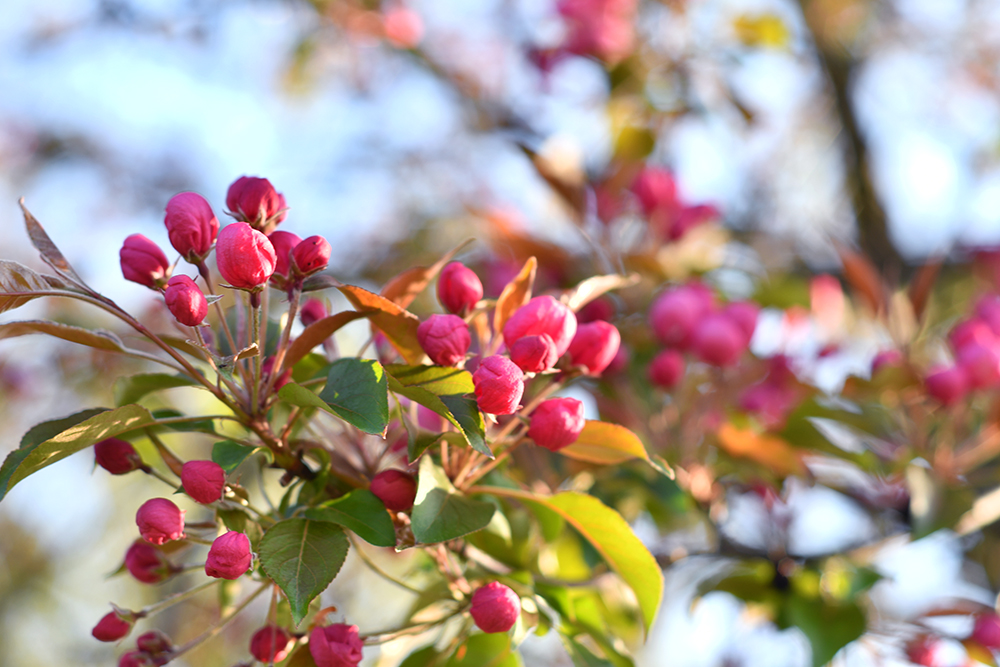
[
  {"xmin": 647, "ymin": 282, "xmax": 758, "ymax": 388},
  {"xmin": 924, "ymin": 294, "xmax": 1000, "ymax": 405}
]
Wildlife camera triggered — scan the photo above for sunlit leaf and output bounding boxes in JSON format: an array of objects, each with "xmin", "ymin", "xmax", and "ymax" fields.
[
  {"xmin": 381, "ymin": 239, "xmax": 474, "ymax": 309},
  {"xmin": 0, "ymin": 260, "xmax": 70, "ymax": 314},
  {"xmin": 337, "ymin": 284, "xmax": 424, "ymax": 364},
  {"xmin": 716, "ymin": 423, "xmax": 805, "ymax": 477},
  {"xmin": 305, "ymin": 489, "xmax": 396, "ymax": 547},
  {"xmin": 494, "ymin": 257, "xmax": 537, "ymax": 335},
  {"xmin": 562, "ymin": 274, "xmax": 639, "ymax": 312},
  {"xmin": 411, "ymin": 457, "xmax": 495, "ymax": 544},
  {"xmin": 283, "ymin": 311, "xmax": 366, "ymax": 371},
  {"xmin": 558, "ymin": 421, "xmax": 649, "ymax": 465},
  {"xmin": 113, "ymin": 373, "xmax": 200, "ymax": 407}
]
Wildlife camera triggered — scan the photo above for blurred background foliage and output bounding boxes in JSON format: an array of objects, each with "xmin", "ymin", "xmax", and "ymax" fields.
[{"xmin": 2, "ymin": 0, "xmax": 1000, "ymax": 666}]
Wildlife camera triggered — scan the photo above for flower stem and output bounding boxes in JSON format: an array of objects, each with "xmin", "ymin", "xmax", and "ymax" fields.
[
  {"xmin": 170, "ymin": 581, "xmax": 269, "ymax": 659},
  {"xmin": 138, "ymin": 579, "xmax": 219, "ymax": 617}
]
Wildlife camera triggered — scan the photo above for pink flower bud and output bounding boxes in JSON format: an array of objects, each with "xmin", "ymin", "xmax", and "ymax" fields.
[
  {"xmin": 268, "ymin": 230, "xmax": 302, "ymax": 280},
  {"xmin": 469, "ymin": 581, "xmax": 520, "ymax": 633},
  {"xmin": 924, "ymin": 366, "xmax": 970, "ymax": 405},
  {"xmin": 383, "ymin": 6, "xmax": 424, "ymax": 48},
  {"xmin": 180, "ymin": 460, "xmax": 226, "ymax": 504},
  {"xmin": 135, "ymin": 630, "xmax": 173, "ymax": 658},
  {"xmin": 292, "ymin": 235, "xmax": 332, "ymax": 276},
  {"xmin": 721, "ymin": 301, "xmax": 759, "ymax": 346},
  {"xmin": 125, "ymin": 540, "xmax": 176, "ymax": 584},
  {"xmin": 509, "ymin": 334, "xmax": 558, "ymax": 373},
  {"xmin": 118, "ymin": 651, "xmax": 156, "ymax": 667},
  {"xmin": 976, "ymin": 295, "xmax": 1000, "ymax": 336},
  {"xmin": 973, "ymin": 614, "xmax": 1000, "ymax": 649},
  {"xmin": 164, "ymin": 192, "xmax": 219, "ymax": 261},
  {"xmin": 120, "ymin": 234, "xmax": 171, "ymax": 289},
  {"xmin": 226, "ymin": 176, "xmax": 287, "ymax": 230},
  {"xmin": 216, "ymin": 223, "xmax": 277, "ymax": 290},
  {"xmin": 309, "ymin": 623, "xmax": 364, "ymax": 667},
  {"xmin": 503, "ymin": 296, "xmax": 577, "ymax": 358},
  {"xmin": 739, "ymin": 382, "xmax": 798, "ymax": 429},
  {"xmin": 92, "ymin": 610, "xmax": 133, "ymax": 642},
  {"xmin": 956, "ymin": 342, "xmax": 1000, "ymax": 389},
  {"xmin": 567, "ymin": 321, "xmax": 620, "ymax": 376},
  {"xmin": 648, "ymin": 349, "xmax": 684, "ymax": 389},
  {"xmin": 205, "ymin": 531, "xmax": 252, "ymax": 579},
  {"xmin": 473, "ymin": 355, "xmax": 524, "ymax": 415},
  {"xmin": 669, "ymin": 204, "xmax": 719, "ymax": 240},
  {"xmin": 250, "ymin": 626, "xmax": 293, "ymax": 664},
  {"xmin": 632, "ymin": 167, "xmax": 678, "ymax": 218},
  {"xmin": 906, "ymin": 635, "xmax": 944, "ymax": 667},
  {"xmin": 690, "ymin": 314, "xmax": 747, "ymax": 367},
  {"xmin": 300, "ymin": 298, "xmax": 329, "ymax": 327},
  {"xmin": 164, "ymin": 275, "xmax": 208, "ymax": 327},
  {"xmin": 949, "ymin": 318, "xmax": 995, "ymax": 352},
  {"xmin": 649, "ymin": 284, "xmax": 715, "ymax": 349},
  {"xmin": 136, "ymin": 498, "xmax": 185, "ymax": 545},
  {"xmin": 437, "ymin": 262, "xmax": 483, "ymax": 314},
  {"xmin": 576, "ymin": 297, "xmax": 614, "ymax": 323},
  {"xmin": 370, "ymin": 469, "xmax": 417, "ymax": 512},
  {"xmin": 528, "ymin": 398, "xmax": 585, "ymax": 451},
  {"xmin": 417, "ymin": 314, "xmax": 471, "ymax": 367},
  {"xmin": 94, "ymin": 437, "xmax": 143, "ymax": 475}
]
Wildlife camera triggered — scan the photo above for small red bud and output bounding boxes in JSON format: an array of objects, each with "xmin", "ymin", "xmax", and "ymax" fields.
[
  {"xmin": 226, "ymin": 176, "xmax": 287, "ymax": 230},
  {"xmin": 649, "ymin": 284, "xmax": 715, "ymax": 349},
  {"xmin": 648, "ymin": 349, "xmax": 684, "ymax": 389},
  {"xmin": 721, "ymin": 301, "xmax": 759, "ymax": 345},
  {"xmin": 125, "ymin": 540, "xmax": 176, "ymax": 584},
  {"xmin": 956, "ymin": 342, "xmax": 1000, "ymax": 389},
  {"xmin": 164, "ymin": 192, "xmax": 218, "ymax": 261},
  {"xmin": 118, "ymin": 651, "xmax": 156, "ymax": 667},
  {"xmin": 576, "ymin": 297, "xmax": 615, "ymax": 323},
  {"xmin": 92, "ymin": 610, "xmax": 133, "ymax": 642},
  {"xmin": 509, "ymin": 334, "xmax": 558, "ymax": 373},
  {"xmin": 690, "ymin": 314, "xmax": 747, "ymax": 367},
  {"xmin": 906, "ymin": 635, "xmax": 943, "ymax": 667},
  {"xmin": 470, "ymin": 582, "xmax": 520, "ymax": 633},
  {"xmin": 473, "ymin": 355, "xmax": 524, "ymax": 415},
  {"xmin": 309, "ymin": 623, "xmax": 364, "ymax": 667},
  {"xmin": 292, "ymin": 235, "xmax": 332, "ymax": 276},
  {"xmin": 417, "ymin": 314, "xmax": 471, "ymax": 367},
  {"xmin": 567, "ymin": 321, "xmax": 620, "ymax": 376},
  {"xmin": 135, "ymin": 630, "xmax": 173, "ymax": 658},
  {"xmin": 205, "ymin": 531, "xmax": 252, "ymax": 580},
  {"xmin": 437, "ymin": 262, "xmax": 483, "ymax": 314},
  {"xmin": 135, "ymin": 498, "xmax": 185, "ymax": 545},
  {"xmin": 300, "ymin": 298, "xmax": 328, "ymax": 327},
  {"xmin": 268, "ymin": 230, "xmax": 302, "ymax": 280},
  {"xmin": 216, "ymin": 222, "xmax": 277, "ymax": 290},
  {"xmin": 262, "ymin": 356, "xmax": 293, "ymax": 391},
  {"xmin": 631, "ymin": 167, "xmax": 678, "ymax": 218},
  {"xmin": 924, "ymin": 366, "xmax": 970, "ymax": 406},
  {"xmin": 871, "ymin": 349, "xmax": 902, "ymax": 375},
  {"xmin": 180, "ymin": 460, "xmax": 226, "ymax": 504},
  {"xmin": 370, "ymin": 469, "xmax": 417, "ymax": 512},
  {"xmin": 164, "ymin": 275, "xmax": 208, "ymax": 327},
  {"xmin": 973, "ymin": 613, "xmax": 1000, "ymax": 649},
  {"xmin": 250, "ymin": 626, "xmax": 293, "ymax": 664},
  {"xmin": 120, "ymin": 234, "xmax": 171, "ymax": 289},
  {"xmin": 94, "ymin": 437, "xmax": 143, "ymax": 475},
  {"xmin": 528, "ymin": 398, "xmax": 586, "ymax": 451},
  {"xmin": 503, "ymin": 296, "xmax": 577, "ymax": 358}
]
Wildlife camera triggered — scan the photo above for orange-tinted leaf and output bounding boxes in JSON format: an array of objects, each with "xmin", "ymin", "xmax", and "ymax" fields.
[
  {"xmin": 562, "ymin": 273, "xmax": 639, "ymax": 312},
  {"xmin": 337, "ymin": 284, "xmax": 424, "ymax": 365},
  {"xmin": 716, "ymin": 423, "xmax": 804, "ymax": 477},
  {"xmin": 380, "ymin": 239, "xmax": 474, "ymax": 309},
  {"xmin": 834, "ymin": 242, "xmax": 885, "ymax": 314},
  {"xmin": 283, "ymin": 311, "xmax": 367, "ymax": 370},
  {"xmin": 559, "ymin": 420, "xmax": 649, "ymax": 464},
  {"xmin": 908, "ymin": 257, "xmax": 942, "ymax": 322},
  {"xmin": 493, "ymin": 256, "xmax": 537, "ymax": 335}
]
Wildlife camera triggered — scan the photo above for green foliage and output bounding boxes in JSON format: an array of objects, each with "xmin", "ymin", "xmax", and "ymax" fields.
[
  {"xmin": 114, "ymin": 373, "xmax": 199, "ymax": 407},
  {"xmin": 305, "ymin": 489, "xmax": 397, "ymax": 547},
  {"xmin": 257, "ymin": 518, "xmax": 349, "ymax": 626},
  {"xmin": 411, "ymin": 457, "xmax": 496, "ymax": 544}
]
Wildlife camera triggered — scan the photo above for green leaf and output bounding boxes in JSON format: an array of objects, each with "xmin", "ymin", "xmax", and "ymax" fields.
[
  {"xmin": 149, "ymin": 409, "xmax": 219, "ymax": 434},
  {"xmin": 386, "ymin": 364, "xmax": 475, "ymax": 396},
  {"xmin": 0, "ymin": 404, "xmax": 154, "ymax": 501},
  {"xmin": 446, "ymin": 633, "xmax": 522, "ymax": 667},
  {"xmin": 257, "ymin": 519, "xmax": 349, "ymax": 626},
  {"xmin": 0, "ymin": 320, "xmax": 127, "ymax": 352},
  {"xmin": 305, "ymin": 489, "xmax": 396, "ymax": 548},
  {"xmin": 779, "ymin": 594, "xmax": 865, "ymax": 667},
  {"xmin": 411, "ymin": 457, "xmax": 495, "ymax": 544},
  {"xmin": 0, "ymin": 260, "xmax": 68, "ymax": 314},
  {"xmin": 284, "ymin": 644, "xmax": 319, "ymax": 667},
  {"xmin": 18, "ymin": 408, "xmax": 108, "ymax": 449},
  {"xmin": 473, "ymin": 488, "xmax": 663, "ymax": 635},
  {"xmin": 301, "ymin": 358, "xmax": 388, "ymax": 435},
  {"xmin": 561, "ymin": 635, "xmax": 615, "ymax": 667},
  {"xmin": 400, "ymin": 646, "xmax": 440, "ymax": 667},
  {"xmin": 440, "ymin": 395, "xmax": 490, "ymax": 457},
  {"xmin": 212, "ymin": 440, "xmax": 260, "ymax": 474},
  {"xmin": 114, "ymin": 373, "xmax": 199, "ymax": 407}
]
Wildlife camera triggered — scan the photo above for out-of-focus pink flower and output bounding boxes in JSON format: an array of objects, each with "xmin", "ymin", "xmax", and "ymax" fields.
[
  {"xmin": 528, "ymin": 398, "xmax": 586, "ymax": 451},
  {"xmin": 924, "ymin": 366, "xmax": 970, "ymax": 406},
  {"xmin": 557, "ymin": 0, "xmax": 636, "ymax": 63},
  {"xmin": 649, "ymin": 283, "xmax": 715, "ymax": 350},
  {"xmin": 690, "ymin": 314, "xmax": 747, "ymax": 367},
  {"xmin": 250, "ymin": 626, "xmax": 293, "ymax": 664},
  {"xmin": 300, "ymin": 298, "xmax": 329, "ymax": 327},
  {"xmin": 648, "ymin": 349, "xmax": 684, "ymax": 389},
  {"xmin": 567, "ymin": 321, "xmax": 620, "ymax": 375},
  {"xmin": 383, "ymin": 5, "xmax": 424, "ymax": 49}
]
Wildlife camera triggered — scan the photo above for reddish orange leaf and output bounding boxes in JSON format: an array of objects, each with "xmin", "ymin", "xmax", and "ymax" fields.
[
  {"xmin": 908, "ymin": 257, "xmax": 942, "ymax": 322},
  {"xmin": 834, "ymin": 241, "xmax": 886, "ymax": 314},
  {"xmin": 493, "ymin": 256, "xmax": 537, "ymax": 336},
  {"xmin": 337, "ymin": 284, "xmax": 424, "ymax": 365},
  {"xmin": 716, "ymin": 423, "xmax": 804, "ymax": 477},
  {"xmin": 380, "ymin": 239, "xmax": 474, "ymax": 309},
  {"xmin": 283, "ymin": 311, "xmax": 366, "ymax": 370}
]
